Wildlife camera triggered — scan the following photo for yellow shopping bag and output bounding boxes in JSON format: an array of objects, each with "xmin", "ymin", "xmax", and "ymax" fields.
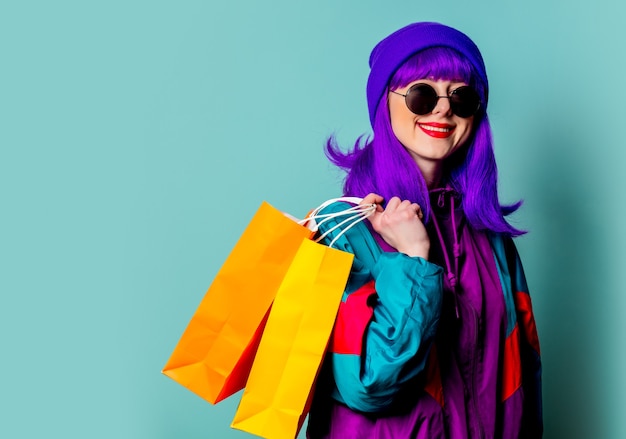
[
  {"xmin": 231, "ymin": 238, "xmax": 354, "ymax": 439},
  {"xmin": 162, "ymin": 201, "xmax": 313, "ymax": 404}
]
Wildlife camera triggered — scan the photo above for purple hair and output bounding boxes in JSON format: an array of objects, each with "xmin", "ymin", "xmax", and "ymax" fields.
[{"xmin": 326, "ymin": 47, "xmax": 524, "ymax": 236}]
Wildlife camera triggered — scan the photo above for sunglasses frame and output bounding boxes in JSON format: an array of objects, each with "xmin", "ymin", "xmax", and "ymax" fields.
[{"xmin": 390, "ymin": 83, "xmax": 481, "ymax": 118}]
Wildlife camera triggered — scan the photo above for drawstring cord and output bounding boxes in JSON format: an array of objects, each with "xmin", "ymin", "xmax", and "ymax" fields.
[{"xmin": 430, "ymin": 189, "xmax": 461, "ymax": 319}]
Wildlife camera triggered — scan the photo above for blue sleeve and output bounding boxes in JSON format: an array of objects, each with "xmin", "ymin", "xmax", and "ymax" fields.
[{"xmin": 316, "ymin": 202, "xmax": 444, "ymax": 412}]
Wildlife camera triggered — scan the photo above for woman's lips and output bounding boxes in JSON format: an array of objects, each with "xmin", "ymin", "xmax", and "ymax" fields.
[{"xmin": 418, "ymin": 122, "xmax": 455, "ymax": 138}]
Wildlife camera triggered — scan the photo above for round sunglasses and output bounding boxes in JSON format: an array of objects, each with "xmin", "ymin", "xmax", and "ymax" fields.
[{"xmin": 390, "ymin": 83, "xmax": 481, "ymax": 118}]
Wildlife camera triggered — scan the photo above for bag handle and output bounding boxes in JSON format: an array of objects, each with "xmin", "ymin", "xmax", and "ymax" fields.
[{"xmin": 297, "ymin": 197, "xmax": 376, "ymax": 249}]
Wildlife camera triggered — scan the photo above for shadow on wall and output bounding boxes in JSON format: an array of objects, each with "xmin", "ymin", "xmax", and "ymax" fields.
[{"xmin": 525, "ymin": 121, "xmax": 609, "ymax": 439}]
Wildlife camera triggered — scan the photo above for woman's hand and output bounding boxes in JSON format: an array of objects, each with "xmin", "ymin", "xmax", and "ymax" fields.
[{"xmin": 361, "ymin": 193, "xmax": 430, "ymax": 259}]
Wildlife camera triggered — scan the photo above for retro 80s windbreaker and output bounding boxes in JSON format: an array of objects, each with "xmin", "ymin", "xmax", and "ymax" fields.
[{"xmin": 307, "ymin": 195, "xmax": 542, "ymax": 439}]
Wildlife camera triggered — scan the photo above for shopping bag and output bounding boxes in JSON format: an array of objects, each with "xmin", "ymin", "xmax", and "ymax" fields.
[
  {"xmin": 231, "ymin": 238, "xmax": 355, "ymax": 439},
  {"xmin": 162, "ymin": 201, "xmax": 313, "ymax": 404}
]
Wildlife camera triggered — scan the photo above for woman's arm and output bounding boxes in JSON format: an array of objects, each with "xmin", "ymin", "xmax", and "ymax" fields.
[{"xmin": 316, "ymin": 200, "xmax": 443, "ymax": 412}]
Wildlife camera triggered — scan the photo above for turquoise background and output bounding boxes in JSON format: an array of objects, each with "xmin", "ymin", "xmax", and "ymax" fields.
[{"xmin": 2, "ymin": 1, "xmax": 624, "ymax": 438}]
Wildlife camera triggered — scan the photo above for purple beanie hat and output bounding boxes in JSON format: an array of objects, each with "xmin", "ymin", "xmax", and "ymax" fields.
[{"xmin": 366, "ymin": 22, "xmax": 488, "ymax": 126}]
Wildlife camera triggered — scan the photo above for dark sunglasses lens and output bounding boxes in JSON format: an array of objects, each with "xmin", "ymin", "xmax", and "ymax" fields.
[
  {"xmin": 450, "ymin": 86, "xmax": 480, "ymax": 117},
  {"xmin": 405, "ymin": 84, "xmax": 438, "ymax": 115}
]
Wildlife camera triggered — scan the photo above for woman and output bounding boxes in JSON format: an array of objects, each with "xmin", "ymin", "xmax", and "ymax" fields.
[{"xmin": 307, "ymin": 22, "xmax": 543, "ymax": 438}]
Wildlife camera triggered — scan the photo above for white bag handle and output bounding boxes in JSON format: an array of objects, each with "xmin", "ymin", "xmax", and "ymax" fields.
[{"xmin": 295, "ymin": 197, "xmax": 376, "ymax": 249}]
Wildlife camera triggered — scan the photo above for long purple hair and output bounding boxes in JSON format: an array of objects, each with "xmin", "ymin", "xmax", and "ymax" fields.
[{"xmin": 325, "ymin": 47, "xmax": 524, "ymax": 236}]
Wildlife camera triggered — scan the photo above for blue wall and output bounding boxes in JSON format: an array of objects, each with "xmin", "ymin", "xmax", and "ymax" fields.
[{"xmin": 2, "ymin": 1, "xmax": 624, "ymax": 437}]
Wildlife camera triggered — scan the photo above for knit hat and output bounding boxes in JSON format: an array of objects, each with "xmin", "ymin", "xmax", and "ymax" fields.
[{"xmin": 366, "ymin": 22, "xmax": 488, "ymax": 126}]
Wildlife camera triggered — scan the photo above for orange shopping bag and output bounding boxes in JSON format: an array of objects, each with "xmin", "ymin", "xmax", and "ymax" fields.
[
  {"xmin": 162, "ymin": 201, "xmax": 313, "ymax": 404},
  {"xmin": 230, "ymin": 232, "xmax": 357, "ymax": 438}
]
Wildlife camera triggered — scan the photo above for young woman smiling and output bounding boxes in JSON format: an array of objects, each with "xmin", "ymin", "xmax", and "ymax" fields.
[{"xmin": 307, "ymin": 22, "xmax": 543, "ymax": 439}]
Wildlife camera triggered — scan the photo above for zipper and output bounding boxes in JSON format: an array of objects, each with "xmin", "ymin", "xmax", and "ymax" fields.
[{"xmin": 431, "ymin": 188, "xmax": 486, "ymax": 438}]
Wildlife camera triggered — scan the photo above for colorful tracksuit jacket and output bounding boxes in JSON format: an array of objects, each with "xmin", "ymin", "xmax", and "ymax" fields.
[{"xmin": 307, "ymin": 190, "xmax": 542, "ymax": 439}]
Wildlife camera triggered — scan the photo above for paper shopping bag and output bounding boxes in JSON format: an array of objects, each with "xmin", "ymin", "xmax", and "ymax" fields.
[
  {"xmin": 162, "ymin": 201, "xmax": 313, "ymax": 404},
  {"xmin": 231, "ymin": 238, "xmax": 354, "ymax": 439}
]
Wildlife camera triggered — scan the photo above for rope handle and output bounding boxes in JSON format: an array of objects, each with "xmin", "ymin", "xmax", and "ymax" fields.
[{"xmin": 295, "ymin": 197, "xmax": 376, "ymax": 249}]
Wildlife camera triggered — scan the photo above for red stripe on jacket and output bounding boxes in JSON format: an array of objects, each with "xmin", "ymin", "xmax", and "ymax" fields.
[
  {"xmin": 515, "ymin": 291, "xmax": 541, "ymax": 354},
  {"xmin": 501, "ymin": 291, "xmax": 541, "ymax": 401},
  {"xmin": 330, "ymin": 281, "xmax": 376, "ymax": 355},
  {"xmin": 424, "ymin": 344, "xmax": 444, "ymax": 407},
  {"xmin": 501, "ymin": 324, "xmax": 522, "ymax": 401}
]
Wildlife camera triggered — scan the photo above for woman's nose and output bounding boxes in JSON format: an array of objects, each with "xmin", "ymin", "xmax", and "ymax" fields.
[{"xmin": 432, "ymin": 96, "xmax": 452, "ymax": 116}]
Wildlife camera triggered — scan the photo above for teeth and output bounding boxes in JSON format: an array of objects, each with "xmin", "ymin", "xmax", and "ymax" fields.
[{"xmin": 419, "ymin": 124, "xmax": 451, "ymax": 132}]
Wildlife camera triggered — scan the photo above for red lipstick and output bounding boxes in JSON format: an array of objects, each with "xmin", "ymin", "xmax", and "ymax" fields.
[{"xmin": 418, "ymin": 122, "xmax": 455, "ymax": 138}]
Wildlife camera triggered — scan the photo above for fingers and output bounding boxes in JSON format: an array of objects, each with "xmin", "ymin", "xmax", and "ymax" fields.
[
  {"xmin": 382, "ymin": 197, "xmax": 423, "ymax": 220},
  {"xmin": 412, "ymin": 203, "xmax": 424, "ymax": 220},
  {"xmin": 361, "ymin": 193, "xmax": 384, "ymax": 212},
  {"xmin": 385, "ymin": 196, "xmax": 401, "ymax": 210},
  {"xmin": 360, "ymin": 194, "xmax": 423, "ymax": 220},
  {"xmin": 365, "ymin": 196, "xmax": 430, "ymax": 258}
]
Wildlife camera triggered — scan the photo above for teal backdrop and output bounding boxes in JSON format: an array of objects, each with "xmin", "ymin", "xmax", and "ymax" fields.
[{"xmin": 2, "ymin": 1, "xmax": 624, "ymax": 438}]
